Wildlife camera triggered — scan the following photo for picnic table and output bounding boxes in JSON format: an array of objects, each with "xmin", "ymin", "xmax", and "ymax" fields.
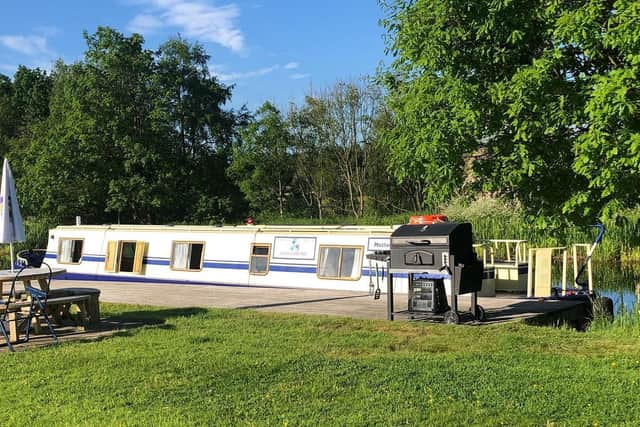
[
  {"xmin": 0, "ymin": 268, "xmax": 101, "ymax": 343},
  {"xmin": 0, "ymin": 267, "xmax": 66, "ymax": 294},
  {"xmin": 0, "ymin": 267, "xmax": 65, "ymax": 342}
]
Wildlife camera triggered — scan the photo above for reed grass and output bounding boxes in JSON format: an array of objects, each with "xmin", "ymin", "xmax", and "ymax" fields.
[{"xmin": 260, "ymin": 197, "xmax": 640, "ymax": 261}]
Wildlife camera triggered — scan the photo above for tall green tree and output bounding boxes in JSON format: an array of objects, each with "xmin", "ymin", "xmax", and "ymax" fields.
[
  {"xmin": 11, "ymin": 66, "xmax": 52, "ymax": 129},
  {"xmin": 229, "ymin": 102, "xmax": 295, "ymax": 217},
  {"xmin": 380, "ymin": 0, "xmax": 640, "ymax": 220},
  {"xmin": 22, "ymin": 62, "xmax": 109, "ymax": 223},
  {"xmin": 82, "ymin": 27, "xmax": 164, "ymax": 223},
  {"xmin": 24, "ymin": 28, "xmax": 245, "ymax": 225},
  {"xmin": 561, "ymin": 0, "xmax": 640, "ymax": 219},
  {"xmin": 289, "ymin": 96, "xmax": 341, "ymax": 219},
  {"xmin": 322, "ymin": 81, "xmax": 381, "ymax": 218},
  {"xmin": 155, "ymin": 37, "xmax": 244, "ymax": 223},
  {"xmin": 0, "ymin": 66, "xmax": 52, "ymax": 161}
]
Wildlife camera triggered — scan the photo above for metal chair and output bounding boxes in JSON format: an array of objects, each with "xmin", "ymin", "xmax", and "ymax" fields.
[
  {"xmin": 15, "ymin": 250, "xmax": 57, "ymax": 345},
  {"xmin": 0, "ymin": 280, "xmax": 16, "ymax": 352}
]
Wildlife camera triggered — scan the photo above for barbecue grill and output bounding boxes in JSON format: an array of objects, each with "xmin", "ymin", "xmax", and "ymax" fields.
[{"xmin": 388, "ymin": 222, "xmax": 485, "ymax": 324}]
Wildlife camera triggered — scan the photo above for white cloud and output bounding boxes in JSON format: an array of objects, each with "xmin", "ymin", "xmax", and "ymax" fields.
[
  {"xmin": 284, "ymin": 62, "xmax": 299, "ymax": 70},
  {"xmin": 212, "ymin": 64, "xmax": 279, "ymax": 81},
  {"xmin": 128, "ymin": 14, "xmax": 164, "ymax": 33},
  {"xmin": 0, "ymin": 35, "xmax": 48, "ymax": 56},
  {"xmin": 290, "ymin": 73, "xmax": 311, "ymax": 80},
  {"xmin": 129, "ymin": 0, "xmax": 245, "ymax": 52}
]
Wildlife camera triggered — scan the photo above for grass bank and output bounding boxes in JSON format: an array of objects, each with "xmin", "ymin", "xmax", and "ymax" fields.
[{"xmin": 1, "ymin": 304, "xmax": 638, "ymax": 426}]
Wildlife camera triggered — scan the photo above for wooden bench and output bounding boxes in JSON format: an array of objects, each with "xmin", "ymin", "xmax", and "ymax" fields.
[
  {"xmin": 49, "ymin": 288, "xmax": 101, "ymax": 325},
  {"xmin": 47, "ymin": 294, "xmax": 94, "ymax": 328}
]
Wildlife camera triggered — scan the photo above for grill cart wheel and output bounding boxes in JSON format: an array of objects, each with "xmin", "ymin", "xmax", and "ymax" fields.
[
  {"xmin": 443, "ymin": 310, "xmax": 459, "ymax": 324},
  {"xmin": 475, "ymin": 305, "xmax": 486, "ymax": 322}
]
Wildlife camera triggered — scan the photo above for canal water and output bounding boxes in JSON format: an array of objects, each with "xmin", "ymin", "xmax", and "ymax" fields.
[
  {"xmin": 550, "ymin": 261, "xmax": 638, "ymax": 313},
  {"xmin": 593, "ymin": 262, "xmax": 639, "ymax": 313}
]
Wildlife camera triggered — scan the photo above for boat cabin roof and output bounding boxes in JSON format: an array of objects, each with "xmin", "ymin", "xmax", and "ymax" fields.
[{"xmin": 51, "ymin": 223, "xmax": 399, "ymax": 235}]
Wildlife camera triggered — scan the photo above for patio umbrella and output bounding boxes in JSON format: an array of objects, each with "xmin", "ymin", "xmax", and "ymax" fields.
[{"xmin": 0, "ymin": 158, "xmax": 25, "ymax": 271}]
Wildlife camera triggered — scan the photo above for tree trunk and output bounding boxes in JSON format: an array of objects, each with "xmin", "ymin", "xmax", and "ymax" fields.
[{"xmin": 278, "ymin": 178, "xmax": 284, "ymax": 218}]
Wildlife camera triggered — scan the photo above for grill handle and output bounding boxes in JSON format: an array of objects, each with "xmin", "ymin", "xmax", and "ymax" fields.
[{"xmin": 408, "ymin": 240, "xmax": 431, "ymax": 246}]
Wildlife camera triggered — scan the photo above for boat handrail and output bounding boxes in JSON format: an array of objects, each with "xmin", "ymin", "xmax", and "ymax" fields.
[{"xmin": 487, "ymin": 239, "xmax": 528, "ymax": 267}]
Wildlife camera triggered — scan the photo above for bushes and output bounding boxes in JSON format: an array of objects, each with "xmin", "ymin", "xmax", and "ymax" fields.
[{"xmin": 441, "ymin": 196, "xmax": 640, "ymax": 261}]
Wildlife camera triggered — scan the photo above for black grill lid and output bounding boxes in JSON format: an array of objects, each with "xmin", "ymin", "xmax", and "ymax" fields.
[{"xmin": 391, "ymin": 222, "xmax": 469, "ymax": 238}]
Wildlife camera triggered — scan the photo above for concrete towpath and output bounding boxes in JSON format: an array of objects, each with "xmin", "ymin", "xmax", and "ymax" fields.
[{"xmin": 50, "ymin": 279, "xmax": 586, "ymax": 324}]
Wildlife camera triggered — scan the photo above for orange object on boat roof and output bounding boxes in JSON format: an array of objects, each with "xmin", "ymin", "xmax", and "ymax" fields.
[{"xmin": 408, "ymin": 214, "xmax": 448, "ymax": 224}]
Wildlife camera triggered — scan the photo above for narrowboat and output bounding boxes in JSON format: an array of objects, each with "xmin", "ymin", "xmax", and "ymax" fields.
[
  {"xmin": 44, "ymin": 222, "xmax": 508, "ymax": 295},
  {"xmin": 45, "ymin": 224, "xmax": 406, "ymax": 292}
]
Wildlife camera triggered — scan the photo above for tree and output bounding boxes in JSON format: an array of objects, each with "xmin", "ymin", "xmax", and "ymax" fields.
[
  {"xmin": 323, "ymin": 81, "xmax": 381, "ymax": 218},
  {"xmin": 155, "ymin": 37, "xmax": 245, "ymax": 223},
  {"xmin": 229, "ymin": 102, "xmax": 295, "ymax": 217},
  {"xmin": 561, "ymin": 0, "xmax": 640, "ymax": 219},
  {"xmin": 11, "ymin": 66, "xmax": 52, "ymax": 129},
  {"xmin": 81, "ymin": 27, "xmax": 164, "ymax": 223},
  {"xmin": 286, "ymin": 81, "xmax": 389, "ymax": 219},
  {"xmin": 289, "ymin": 96, "xmax": 340, "ymax": 219},
  {"xmin": 21, "ymin": 62, "xmax": 110, "ymax": 224},
  {"xmin": 0, "ymin": 67, "xmax": 52, "ymax": 162},
  {"xmin": 22, "ymin": 28, "xmax": 247, "ymax": 225},
  {"xmin": 379, "ymin": 0, "xmax": 640, "ymax": 219}
]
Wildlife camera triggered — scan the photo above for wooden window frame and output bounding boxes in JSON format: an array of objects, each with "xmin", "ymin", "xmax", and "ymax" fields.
[
  {"xmin": 104, "ymin": 240, "xmax": 119, "ymax": 273},
  {"xmin": 104, "ymin": 240, "xmax": 147, "ymax": 274},
  {"xmin": 249, "ymin": 243, "xmax": 272, "ymax": 276},
  {"xmin": 57, "ymin": 238, "xmax": 85, "ymax": 265},
  {"xmin": 170, "ymin": 241, "xmax": 205, "ymax": 272},
  {"xmin": 317, "ymin": 245, "xmax": 364, "ymax": 281},
  {"xmin": 118, "ymin": 240, "xmax": 138, "ymax": 273}
]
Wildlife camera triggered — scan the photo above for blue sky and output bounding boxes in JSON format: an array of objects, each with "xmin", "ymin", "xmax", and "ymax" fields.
[{"xmin": 0, "ymin": 0, "xmax": 387, "ymax": 110}]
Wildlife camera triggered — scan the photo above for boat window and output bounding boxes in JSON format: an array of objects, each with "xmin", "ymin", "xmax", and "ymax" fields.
[
  {"xmin": 58, "ymin": 238, "xmax": 84, "ymax": 264},
  {"xmin": 119, "ymin": 242, "xmax": 137, "ymax": 272},
  {"xmin": 249, "ymin": 243, "xmax": 271, "ymax": 275},
  {"xmin": 317, "ymin": 246, "xmax": 363, "ymax": 280},
  {"xmin": 171, "ymin": 241, "xmax": 205, "ymax": 271},
  {"xmin": 104, "ymin": 240, "xmax": 147, "ymax": 274}
]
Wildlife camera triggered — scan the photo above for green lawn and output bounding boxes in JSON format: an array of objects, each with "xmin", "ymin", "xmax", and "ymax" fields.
[{"xmin": 1, "ymin": 304, "xmax": 639, "ymax": 426}]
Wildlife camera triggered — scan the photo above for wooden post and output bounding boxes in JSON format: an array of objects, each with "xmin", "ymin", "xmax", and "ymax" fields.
[
  {"xmin": 8, "ymin": 311, "xmax": 17, "ymax": 342},
  {"xmin": 572, "ymin": 245, "xmax": 578, "ymax": 288},
  {"xmin": 527, "ymin": 249, "xmax": 534, "ymax": 298},
  {"xmin": 87, "ymin": 293, "xmax": 101, "ymax": 325},
  {"xmin": 386, "ymin": 259, "xmax": 394, "ymax": 321},
  {"xmin": 588, "ymin": 256, "xmax": 594, "ymax": 293},
  {"xmin": 562, "ymin": 250, "xmax": 567, "ymax": 296},
  {"xmin": 37, "ymin": 278, "xmax": 50, "ymax": 292}
]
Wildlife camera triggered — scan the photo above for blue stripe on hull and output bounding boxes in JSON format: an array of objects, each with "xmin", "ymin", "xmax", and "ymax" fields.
[
  {"xmin": 270, "ymin": 265, "xmax": 316, "ymax": 274},
  {"xmin": 55, "ymin": 272, "xmax": 335, "ymax": 290},
  {"xmin": 55, "ymin": 272, "xmax": 236, "ymax": 287},
  {"xmin": 203, "ymin": 261, "xmax": 249, "ymax": 270},
  {"xmin": 144, "ymin": 258, "xmax": 169, "ymax": 266}
]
